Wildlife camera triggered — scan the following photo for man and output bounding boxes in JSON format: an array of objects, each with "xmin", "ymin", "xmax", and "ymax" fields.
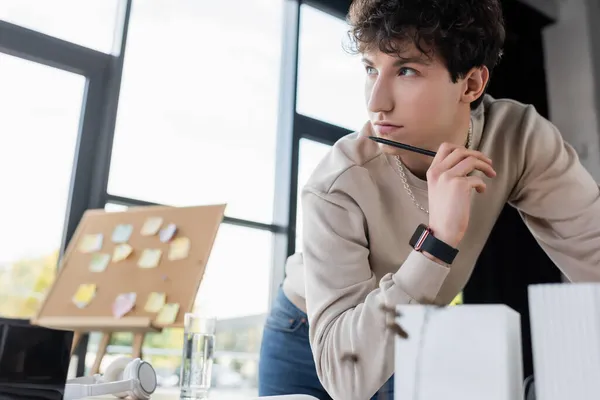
[{"xmin": 258, "ymin": 1, "xmax": 600, "ymax": 399}]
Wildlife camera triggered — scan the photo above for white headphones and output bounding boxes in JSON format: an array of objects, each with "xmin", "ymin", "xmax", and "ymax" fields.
[{"xmin": 64, "ymin": 357, "xmax": 157, "ymax": 400}]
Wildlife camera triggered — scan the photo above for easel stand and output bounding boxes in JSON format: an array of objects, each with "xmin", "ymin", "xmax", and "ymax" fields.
[
  {"xmin": 33, "ymin": 316, "xmax": 161, "ymax": 374},
  {"xmin": 29, "ymin": 204, "xmax": 225, "ymax": 376}
]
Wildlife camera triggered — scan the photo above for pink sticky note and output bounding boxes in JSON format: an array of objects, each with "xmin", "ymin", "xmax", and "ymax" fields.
[
  {"xmin": 112, "ymin": 292, "xmax": 137, "ymax": 319},
  {"xmin": 159, "ymin": 223, "xmax": 177, "ymax": 243}
]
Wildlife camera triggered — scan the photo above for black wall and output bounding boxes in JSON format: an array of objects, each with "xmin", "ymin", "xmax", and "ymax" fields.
[{"xmin": 463, "ymin": 0, "xmax": 563, "ymax": 378}]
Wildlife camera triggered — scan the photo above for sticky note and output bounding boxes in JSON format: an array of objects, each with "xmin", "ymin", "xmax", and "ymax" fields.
[
  {"xmin": 138, "ymin": 249, "xmax": 162, "ymax": 269},
  {"xmin": 112, "ymin": 224, "xmax": 133, "ymax": 243},
  {"xmin": 168, "ymin": 237, "xmax": 190, "ymax": 261},
  {"xmin": 145, "ymin": 292, "xmax": 166, "ymax": 313},
  {"xmin": 156, "ymin": 303, "xmax": 180, "ymax": 325},
  {"xmin": 79, "ymin": 234, "xmax": 103, "ymax": 253},
  {"xmin": 112, "ymin": 244, "xmax": 133, "ymax": 262},
  {"xmin": 112, "ymin": 292, "xmax": 137, "ymax": 318},
  {"xmin": 141, "ymin": 217, "xmax": 163, "ymax": 236},
  {"xmin": 89, "ymin": 253, "xmax": 111, "ymax": 272},
  {"xmin": 159, "ymin": 223, "xmax": 177, "ymax": 243},
  {"xmin": 72, "ymin": 284, "xmax": 96, "ymax": 309}
]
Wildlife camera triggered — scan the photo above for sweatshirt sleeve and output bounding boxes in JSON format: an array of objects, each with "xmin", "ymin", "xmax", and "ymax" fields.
[
  {"xmin": 508, "ymin": 105, "xmax": 600, "ymax": 281},
  {"xmin": 301, "ymin": 187, "xmax": 450, "ymax": 400}
]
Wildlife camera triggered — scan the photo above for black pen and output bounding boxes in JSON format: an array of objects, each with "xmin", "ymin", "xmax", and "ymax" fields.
[{"xmin": 368, "ymin": 136, "xmax": 437, "ymax": 157}]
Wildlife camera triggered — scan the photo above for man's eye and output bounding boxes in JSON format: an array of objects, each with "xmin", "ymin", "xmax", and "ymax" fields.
[
  {"xmin": 399, "ymin": 67, "xmax": 417, "ymax": 76},
  {"xmin": 365, "ymin": 66, "xmax": 377, "ymax": 75}
]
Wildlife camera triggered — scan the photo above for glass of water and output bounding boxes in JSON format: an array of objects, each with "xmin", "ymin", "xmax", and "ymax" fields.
[{"xmin": 179, "ymin": 313, "xmax": 216, "ymax": 400}]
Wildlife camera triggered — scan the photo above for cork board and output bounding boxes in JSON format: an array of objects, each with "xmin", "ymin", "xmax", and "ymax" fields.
[{"xmin": 32, "ymin": 204, "xmax": 225, "ymax": 332}]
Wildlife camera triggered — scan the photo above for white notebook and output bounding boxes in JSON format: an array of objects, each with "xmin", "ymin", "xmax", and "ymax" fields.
[
  {"xmin": 394, "ymin": 304, "xmax": 524, "ymax": 400},
  {"xmin": 529, "ymin": 283, "xmax": 600, "ymax": 400}
]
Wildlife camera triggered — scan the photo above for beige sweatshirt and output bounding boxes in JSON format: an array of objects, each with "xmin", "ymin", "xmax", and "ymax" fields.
[{"xmin": 281, "ymin": 95, "xmax": 600, "ymax": 400}]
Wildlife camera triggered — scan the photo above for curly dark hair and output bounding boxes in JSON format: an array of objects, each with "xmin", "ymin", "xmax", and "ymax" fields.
[{"xmin": 346, "ymin": 0, "xmax": 506, "ymax": 109}]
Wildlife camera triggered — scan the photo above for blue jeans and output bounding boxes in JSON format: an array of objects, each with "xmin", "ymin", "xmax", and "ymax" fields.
[{"xmin": 258, "ymin": 287, "xmax": 394, "ymax": 399}]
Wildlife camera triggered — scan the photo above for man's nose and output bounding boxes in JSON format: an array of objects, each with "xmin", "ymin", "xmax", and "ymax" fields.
[{"xmin": 367, "ymin": 77, "xmax": 394, "ymax": 114}]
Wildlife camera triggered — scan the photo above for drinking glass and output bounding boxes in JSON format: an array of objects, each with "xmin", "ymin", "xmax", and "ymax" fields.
[{"xmin": 179, "ymin": 314, "xmax": 216, "ymax": 400}]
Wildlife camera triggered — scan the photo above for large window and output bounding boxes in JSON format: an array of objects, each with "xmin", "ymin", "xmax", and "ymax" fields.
[
  {"xmin": 108, "ymin": 0, "xmax": 284, "ymax": 224},
  {"xmin": 296, "ymin": 4, "xmax": 367, "ymax": 132},
  {"xmin": 0, "ymin": 0, "xmax": 121, "ymax": 53},
  {"xmin": 103, "ymin": 0, "xmax": 284, "ymax": 394},
  {"xmin": 195, "ymin": 224, "xmax": 272, "ymax": 320},
  {"xmin": 0, "ymin": 54, "xmax": 85, "ymax": 318}
]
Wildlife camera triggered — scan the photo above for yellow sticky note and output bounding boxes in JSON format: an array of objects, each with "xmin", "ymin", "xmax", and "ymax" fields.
[
  {"xmin": 72, "ymin": 284, "xmax": 96, "ymax": 308},
  {"xmin": 145, "ymin": 292, "xmax": 166, "ymax": 313},
  {"xmin": 79, "ymin": 234, "xmax": 103, "ymax": 253},
  {"xmin": 155, "ymin": 303, "xmax": 180, "ymax": 325},
  {"xmin": 138, "ymin": 249, "xmax": 162, "ymax": 269},
  {"xmin": 168, "ymin": 237, "xmax": 190, "ymax": 261},
  {"xmin": 141, "ymin": 217, "xmax": 163, "ymax": 236},
  {"xmin": 112, "ymin": 244, "xmax": 133, "ymax": 262}
]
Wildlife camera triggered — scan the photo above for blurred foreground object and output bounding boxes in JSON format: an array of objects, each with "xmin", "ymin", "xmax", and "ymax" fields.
[{"xmin": 395, "ymin": 304, "xmax": 523, "ymax": 400}]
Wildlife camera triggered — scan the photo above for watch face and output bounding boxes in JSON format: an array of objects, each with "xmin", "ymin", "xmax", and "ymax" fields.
[
  {"xmin": 414, "ymin": 229, "xmax": 431, "ymax": 251},
  {"xmin": 410, "ymin": 224, "xmax": 429, "ymax": 248}
]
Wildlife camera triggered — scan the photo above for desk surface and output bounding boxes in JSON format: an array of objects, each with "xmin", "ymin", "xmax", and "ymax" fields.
[
  {"xmin": 83, "ymin": 392, "xmax": 313, "ymax": 400},
  {"xmin": 85, "ymin": 397, "xmax": 170, "ymax": 400},
  {"xmin": 83, "ymin": 388, "xmax": 252, "ymax": 399},
  {"xmin": 85, "ymin": 395, "xmax": 175, "ymax": 400},
  {"xmin": 82, "ymin": 388, "xmax": 315, "ymax": 400}
]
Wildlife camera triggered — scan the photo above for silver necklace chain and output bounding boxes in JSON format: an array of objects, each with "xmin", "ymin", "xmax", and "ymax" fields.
[{"xmin": 394, "ymin": 122, "xmax": 473, "ymax": 215}]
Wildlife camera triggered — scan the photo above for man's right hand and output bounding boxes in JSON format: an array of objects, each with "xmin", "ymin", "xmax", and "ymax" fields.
[{"xmin": 426, "ymin": 142, "xmax": 497, "ymax": 249}]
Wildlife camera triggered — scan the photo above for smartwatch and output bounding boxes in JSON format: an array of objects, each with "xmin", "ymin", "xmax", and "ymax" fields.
[{"xmin": 409, "ymin": 224, "xmax": 459, "ymax": 264}]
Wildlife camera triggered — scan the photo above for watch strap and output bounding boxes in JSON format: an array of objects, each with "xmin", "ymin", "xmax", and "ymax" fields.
[{"xmin": 409, "ymin": 224, "xmax": 459, "ymax": 264}]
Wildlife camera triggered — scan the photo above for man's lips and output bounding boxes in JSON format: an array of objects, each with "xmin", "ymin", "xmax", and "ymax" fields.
[{"xmin": 373, "ymin": 122, "xmax": 403, "ymax": 135}]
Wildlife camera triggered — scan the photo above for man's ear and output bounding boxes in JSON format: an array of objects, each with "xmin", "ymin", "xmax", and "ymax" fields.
[{"xmin": 461, "ymin": 66, "xmax": 489, "ymax": 105}]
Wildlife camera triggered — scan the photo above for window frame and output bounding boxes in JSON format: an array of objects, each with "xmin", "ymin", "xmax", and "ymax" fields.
[
  {"xmin": 272, "ymin": 2, "xmax": 353, "ymax": 294},
  {"xmin": 0, "ymin": 1, "xmax": 129, "ymax": 376},
  {"xmin": 0, "ymin": 0, "xmax": 356, "ymax": 378}
]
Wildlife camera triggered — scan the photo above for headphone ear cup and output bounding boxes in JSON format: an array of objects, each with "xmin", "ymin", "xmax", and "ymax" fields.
[
  {"xmin": 103, "ymin": 357, "xmax": 133, "ymax": 383},
  {"xmin": 103, "ymin": 356, "xmax": 134, "ymax": 399},
  {"xmin": 125, "ymin": 358, "xmax": 155, "ymax": 400},
  {"xmin": 122, "ymin": 358, "xmax": 140, "ymax": 380}
]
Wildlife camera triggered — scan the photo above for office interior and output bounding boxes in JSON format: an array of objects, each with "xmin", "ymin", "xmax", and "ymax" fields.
[{"xmin": 1, "ymin": 0, "xmax": 599, "ymax": 397}]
